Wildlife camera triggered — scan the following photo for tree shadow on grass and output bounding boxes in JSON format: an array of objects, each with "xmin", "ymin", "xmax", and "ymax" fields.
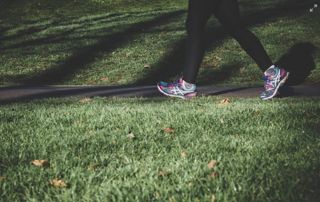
[
  {"xmin": 0, "ymin": 26, "xmax": 9, "ymax": 47},
  {"xmin": 0, "ymin": 13, "xmax": 135, "ymax": 50},
  {"xmin": 134, "ymin": 1, "xmax": 312, "ymax": 85},
  {"xmin": 0, "ymin": 28, "xmax": 78, "ymax": 52},
  {"xmin": 197, "ymin": 64, "xmax": 241, "ymax": 85},
  {"xmin": 15, "ymin": 10, "xmax": 185, "ymax": 85},
  {"xmin": 0, "ymin": 1, "xmax": 315, "ymax": 87},
  {"xmin": 0, "ymin": 0, "xmax": 19, "ymax": 14}
]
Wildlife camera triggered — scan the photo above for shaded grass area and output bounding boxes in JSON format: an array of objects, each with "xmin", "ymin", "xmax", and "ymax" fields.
[
  {"xmin": 0, "ymin": 0, "xmax": 186, "ymax": 21},
  {"xmin": 0, "ymin": 0, "xmax": 319, "ymax": 86},
  {"xmin": 0, "ymin": 97, "xmax": 320, "ymax": 201}
]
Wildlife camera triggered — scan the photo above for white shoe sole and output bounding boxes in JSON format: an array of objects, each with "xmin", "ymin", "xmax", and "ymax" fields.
[{"xmin": 157, "ymin": 84, "xmax": 196, "ymax": 99}]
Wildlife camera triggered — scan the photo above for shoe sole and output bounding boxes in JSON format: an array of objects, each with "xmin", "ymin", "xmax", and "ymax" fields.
[
  {"xmin": 261, "ymin": 72, "xmax": 290, "ymax": 100},
  {"xmin": 157, "ymin": 84, "xmax": 197, "ymax": 99}
]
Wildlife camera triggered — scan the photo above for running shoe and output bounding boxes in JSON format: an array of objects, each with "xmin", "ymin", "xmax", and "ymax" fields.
[
  {"xmin": 157, "ymin": 78, "xmax": 197, "ymax": 99},
  {"xmin": 260, "ymin": 65, "xmax": 289, "ymax": 100}
]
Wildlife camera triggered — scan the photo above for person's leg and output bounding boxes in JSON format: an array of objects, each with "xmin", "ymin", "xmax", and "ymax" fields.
[
  {"xmin": 213, "ymin": 0, "xmax": 273, "ymax": 71},
  {"xmin": 157, "ymin": 0, "xmax": 215, "ymax": 99},
  {"xmin": 214, "ymin": 0, "xmax": 289, "ymax": 100},
  {"xmin": 183, "ymin": 0, "xmax": 215, "ymax": 83}
]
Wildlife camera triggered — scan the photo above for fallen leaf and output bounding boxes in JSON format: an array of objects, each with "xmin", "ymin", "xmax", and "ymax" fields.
[
  {"xmin": 208, "ymin": 160, "xmax": 218, "ymax": 169},
  {"xmin": 49, "ymin": 179, "xmax": 68, "ymax": 188},
  {"xmin": 31, "ymin": 160, "xmax": 50, "ymax": 168},
  {"xmin": 208, "ymin": 172, "xmax": 219, "ymax": 179},
  {"xmin": 100, "ymin": 77, "xmax": 109, "ymax": 81},
  {"xmin": 163, "ymin": 127, "xmax": 175, "ymax": 133},
  {"xmin": 87, "ymin": 80, "xmax": 96, "ymax": 85},
  {"xmin": 180, "ymin": 151, "xmax": 188, "ymax": 158},
  {"xmin": 79, "ymin": 97, "xmax": 92, "ymax": 103},
  {"xmin": 0, "ymin": 176, "xmax": 5, "ymax": 181},
  {"xmin": 127, "ymin": 132, "xmax": 135, "ymax": 139},
  {"xmin": 219, "ymin": 98, "xmax": 231, "ymax": 106}
]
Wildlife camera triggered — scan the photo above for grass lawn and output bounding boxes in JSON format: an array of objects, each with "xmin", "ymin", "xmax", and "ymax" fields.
[
  {"xmin": 1, "ymin": 97, "xmax": 320, "ymax": 201},
  {"xmin": 1, "ymin": 0, "xmax": 320, "ymax": 201},
  {"xmin": 0, "ymin": 0, "xmax": 319, "ymax": 86}
]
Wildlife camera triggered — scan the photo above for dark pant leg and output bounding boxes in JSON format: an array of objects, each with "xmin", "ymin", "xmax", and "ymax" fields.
[
  {"xmin": 214, "ymin": 0, "xmax": 273, "ymax": 71},
  {"xmin": 183, "ymin": 0, "xmax": 214, "ymax": 83}
]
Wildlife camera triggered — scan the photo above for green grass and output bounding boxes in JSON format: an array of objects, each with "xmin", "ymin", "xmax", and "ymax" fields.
[
  {"xmin": 1, "ymin": 97, "xmax": 320, "ymax": 201},
  {"xmin": 1, "ymin": 0, "xmax": 320, "ymax": 201},
  {"xmin": 0, "ymin": 0, "xmax": 319, "ymax": 86}
]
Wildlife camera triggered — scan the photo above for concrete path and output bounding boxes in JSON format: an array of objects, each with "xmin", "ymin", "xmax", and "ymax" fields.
[{"xmin": 0, "ymin": 85, "xmax": 319, "ymax": 104}]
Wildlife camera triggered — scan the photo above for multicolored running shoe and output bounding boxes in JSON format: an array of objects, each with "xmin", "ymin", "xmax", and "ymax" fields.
[
  {"xmin": 260, "ymin": 65, "xmax": 289, "ymax": 100},
  {"xmin": 157, "ymin": 78, "xmax": 197, "ymax": 99}
]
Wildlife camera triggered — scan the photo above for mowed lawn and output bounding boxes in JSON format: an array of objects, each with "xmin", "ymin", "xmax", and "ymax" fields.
[
  {"xmin": 1, "ymin": 0, "xmax": 320, "ymax": 201},
  {"xmin": 1, "ymin": 97, "xmax": 320, "ymax": 201},
  {"xmin": 0, "ymin": 0, "xmax": 319, "ymax": 86}
]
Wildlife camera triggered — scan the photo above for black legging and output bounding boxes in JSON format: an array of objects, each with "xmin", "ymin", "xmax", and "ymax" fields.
[{"xmin": 183, "ymin": 0, "xmax": 273, "ymax": 83}]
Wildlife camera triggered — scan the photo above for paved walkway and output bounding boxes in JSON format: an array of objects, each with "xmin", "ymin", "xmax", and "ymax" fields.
[{"xmin": 0, "ymin": 85, "xmax": 319, "ymax": 104}]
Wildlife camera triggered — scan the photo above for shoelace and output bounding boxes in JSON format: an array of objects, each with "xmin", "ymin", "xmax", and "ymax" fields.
[
  {"xmin": 263, "ymin": 76, "xmax": 272, "ymax": 90},
  {"xmin": 263, "ymin": 75, "xmax": 279, "ymax": 91},
  {"xmin": 167, "ymin": 79, "xmax": 182, "ymax": 88}
]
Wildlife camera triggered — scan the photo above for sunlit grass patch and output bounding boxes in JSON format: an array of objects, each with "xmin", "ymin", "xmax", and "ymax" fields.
[{"xmin": 0, "ymin": 97, "xmax": 320, "ymax": 201}]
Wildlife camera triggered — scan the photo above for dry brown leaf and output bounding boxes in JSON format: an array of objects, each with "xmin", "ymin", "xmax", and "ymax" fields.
[
  {"xmin": 219, "ymin": 98, "xmax": 231, "ymax": 106},
  {"xmin": 208, "ymin": 172, "xmax": 219, "ymax": 179},
  {"xmin": 127, "ymin": 132, "xmax": 135, "ymax": 139},
  {"xmin": 100, "ymin": 77, "xmax": 109, "ymax": 81},
  {"xmin": 31, "ymin": 160, "xmax": 50, "ymax": 168},
  {"xmin": 79, "ymin": 97, "xmax": 92, "ymax": 103},
  {"xmin": 180, "ymin": 151, "xmax": 188, "ymax": 158},
  {"xmin": 163, "ymin": 127, "xmax": 175, "ymax": 133},
  {"xmin": 87, "ymin": 80, "xmax": 96, "ymax": 85},
  {"xmin": 0, "ymin": 176, "xmax": 5, "ymax": 181},
  {"xmin": 208, "ymin": 160, "xmax": 218, "ymax": 169},
  {"xmin": 49, "ymin": 179, "xmax": 68, "ymax": 188}
]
